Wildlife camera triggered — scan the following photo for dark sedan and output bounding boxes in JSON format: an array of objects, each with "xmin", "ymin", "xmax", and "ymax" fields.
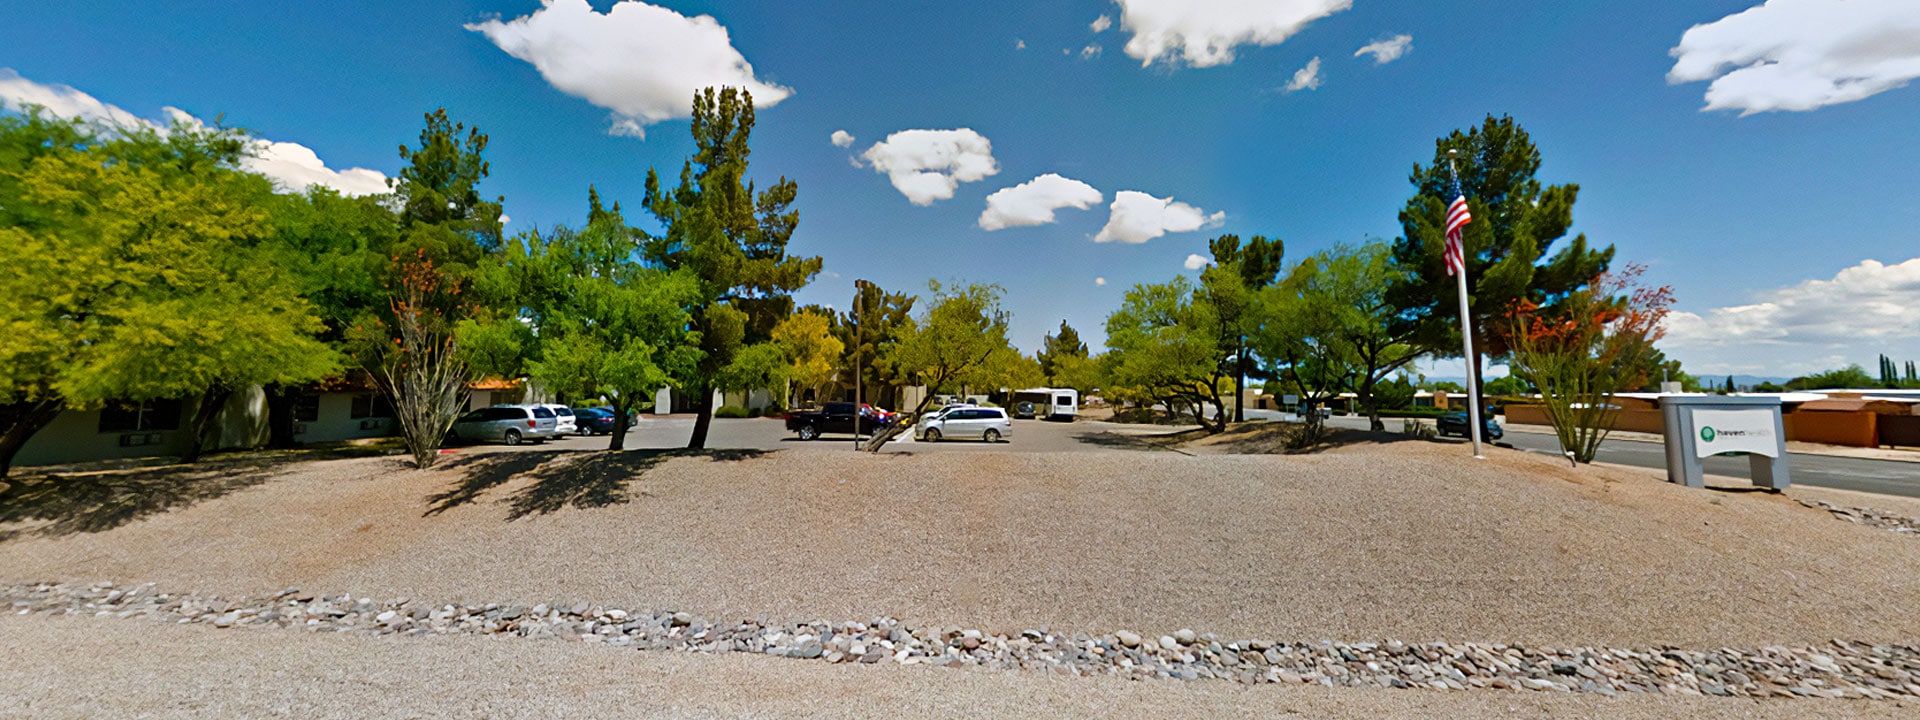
[
  {"xmin": 574, "ymin": 407, "xmax": 635, "ymax": 435},
  {"xmin": 1435, "ymin": 412, "xmax": 1503, "ymax": 440}
]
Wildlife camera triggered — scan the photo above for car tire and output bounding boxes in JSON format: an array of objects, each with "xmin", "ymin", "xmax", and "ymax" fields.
[
  {"xmin": 504, "ymin": 429, "xmax": 523, "ymax": 446},
  {"xmin": 984, "ymin": 428, "xmax": 1001, "ymax": 443},
  {"xmin": 797, "ymin": 424, "xmax": 819, "ymax": 441},
  {"xmin": 923, "ymin": 428, "xmax": 941, "ymax": 443}
]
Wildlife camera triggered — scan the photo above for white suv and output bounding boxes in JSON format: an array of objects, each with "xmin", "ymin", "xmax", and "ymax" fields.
[
  {"xmin": 919, "ymin": 406, "xmax": 1012, "ymax": 443},
  {"xmin": 539, "ymin": 404, "xmax": 578, "ymax": 435}
]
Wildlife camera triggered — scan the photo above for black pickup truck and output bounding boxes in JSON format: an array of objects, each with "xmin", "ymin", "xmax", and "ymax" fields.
[{"xmin": 784, "ymin": 402, "xmax": 889, "ymax": 440}]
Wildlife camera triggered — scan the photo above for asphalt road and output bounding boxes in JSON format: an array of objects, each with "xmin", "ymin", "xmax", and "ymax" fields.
[{"xmin": 1317, "ymin": 414, "xmax": 1920, "ymax": 498}]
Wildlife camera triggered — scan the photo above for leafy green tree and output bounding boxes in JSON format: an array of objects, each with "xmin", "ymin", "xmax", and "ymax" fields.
[
  {"xmin": 970, "ymin": 350, "xmax": 1046, "ymax": 407},
  {"xmin": 391, "ymin": 109, "xmax": 504, "ymax": 274},
  {"xmin": 1785, "ymin": 365, "xmax": 1876, "ymax": 391},
  {"xmin": 1374, "ymin": 373, "xmax": 1419, "ymax": 410},
  {"xmin": 1483, "ymin": 375, "xmax": 1531, "ymax": 396},
  {"xmin": 887, "ymin": 281, "xmax": 1015, "ymax": 417},
  {"xmin": 491, "ymin": 197, "xmax": 700, "ymax": 451},
  {"xmin": 1388, "ymin": 115, "xmax": 1613, "ymax": 406},
  {"xmin": 1103, "ymin": 277, "xmax": 1231, "ymax": 432},
  {"xmin": 771, "ymin": 308, "xmax": 844, "ymax": 409},
  {"xmin": 837, "ymin": 282, "xmax": 917, "ymax": 409},
  {"xmin": 642, "ymin": 88, "xmax": 822, "ymax": 449},
  {"xmin": 1205, "ymin": 234, "xmax": 1285, "ymax": 422},
  {"xmin": 1257, "ymin": 242, "xmax": 1429, "ymax": 431},
  {"xmin": 0, "ymin": 118, "xmax": 336, "ymax": 472},
  {"xmin": 1036, "ymin": 320, "xmax": 1088, "ymax": 384}
]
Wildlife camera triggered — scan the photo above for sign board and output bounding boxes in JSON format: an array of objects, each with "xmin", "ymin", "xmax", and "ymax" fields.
[
  {"xmin": 1659, "ymin": 395, "xmax": 1788, "ymax": 491},
  {"xmin": 1691, "ymin": 408, "xmax": 1781, "ymax": 458},
  {"xmin": 1282, "ymin": 394, "xmax": 1299, "ymax": 406}
]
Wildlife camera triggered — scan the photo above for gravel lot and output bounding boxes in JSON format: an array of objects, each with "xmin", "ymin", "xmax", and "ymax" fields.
[
  {"xmin": 3, "ymin": 440, "xmax": 1916, "ymax": 649},
  {"xmin": 5, "ymin": 614, "xmax": 1912, "ymax": 720}
]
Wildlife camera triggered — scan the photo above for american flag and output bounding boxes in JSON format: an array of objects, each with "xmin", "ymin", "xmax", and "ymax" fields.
[{"xmin": 1443, "ymin": 195, "xmax": 1471, "ymax": 276}]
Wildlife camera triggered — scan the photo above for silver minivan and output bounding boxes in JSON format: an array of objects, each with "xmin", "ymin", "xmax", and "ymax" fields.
[
  {"xmin": 449, "ymin": 405, "xmax": 560, "ymax": 445},
  {"xmin": 919, "ymin": 406, "xmax": 1013, "ymax": 443}
]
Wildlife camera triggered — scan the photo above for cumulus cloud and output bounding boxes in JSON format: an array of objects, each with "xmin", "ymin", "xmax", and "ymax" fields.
[
  {"xmin": 0, "ymin": 69, "xmax": 387, "ymax": 196},
  {"xmin": 1284, "ymin": 57, "xmax": 1323, "ymax": 92},
  {"xmin": 467, "ymin": 0, "xmax": 791, "ymax": 138},
  {"xmin": 830, "ymin": 129, "xmax": 855, "ymax": 148},
  {"xmin": 978, "ymin": 174, "xmax": 1103, "ymax": 231},
  {"xmin": 1091, "ymin": 15, "xmax": 1113, "ymax": 33},
  {"xmin": 858, "ymin": 129, "xmax": 999, "ymax": 206},
  {"xmin": 1354, "ymin": 34, "xmax": 1412, "ymax": 64},
  {"xmin": 1095, "ymin": 277, "xmax": 1108, "ymax": 286},
  {"xmin": 1093, "ymin": 190, "xmax": 1224, "ymax": 244},
  {"xmin": 1668, "ymin": 0, "xmax": 1920, "ymax": 115},
  {"xmin": 1663, "ymin": 257, "xmax": 1920, "ymax": 374},
  {"xmin": 1115, "ymin": 0, "xmax": 1352, "ymax": 68},
  {"xmin": 1184, "ymin": 253, "xmax": 1213, "ymax": 270}
]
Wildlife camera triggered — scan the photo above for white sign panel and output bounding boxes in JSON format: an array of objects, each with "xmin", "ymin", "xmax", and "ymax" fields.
[{"xmin": 1691, "ymin": 408, "xmax": 1780, "ymax": 458}]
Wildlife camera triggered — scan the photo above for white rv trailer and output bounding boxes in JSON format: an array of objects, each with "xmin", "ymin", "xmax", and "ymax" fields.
[{"xmin": 1012, "ymin": 387, "xmax": 1079, "ymax": 420}]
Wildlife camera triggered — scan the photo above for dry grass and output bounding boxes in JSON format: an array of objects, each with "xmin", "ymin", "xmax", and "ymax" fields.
[{"xmin": 2, "ymin": 442, "xmax": 1917, "ymax": 648}]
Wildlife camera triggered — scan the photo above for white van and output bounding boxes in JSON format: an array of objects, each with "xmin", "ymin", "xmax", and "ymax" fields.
[{"xmin": 1012, "ymin": 388, "xmax": 1079, "ymax": 420}]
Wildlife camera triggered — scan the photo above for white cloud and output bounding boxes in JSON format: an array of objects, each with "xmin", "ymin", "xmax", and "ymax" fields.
[
  {"xmin": 1184, "ymin": 253, "xmax": 1213, "ymax": 270},
  {"xmin": 466, "ymin": 0, "xmax": 791, "ymax": 138},
  {"xmin": 0, "ymin": 69, "xmax": 387, "ymax": 197},
  {"xmin": 1115, "ymin": 0, "xmax": 1353, "ymax": 68},
  {"xmin": 1354, "ymin": 34, "xmax": 1412, "ymax": 65},
  {"xmin": 1284, "ymin": 57, "xmax": 1322, "ymax": 92},
  {"xmin": 1091, "ymin": 15, "xmax": 1113, "ymax": 34},
  {"xmin": 500, "ymin": 213, "xmax": 513, "ymax": 224},
  {"xmin": 1095, "ymin": 277, "xmax": 1108, "ymax": 286},
  {"xmin": 1668, "ymin": 0, "xmax": 1920, "ymax": 115},
  {"xmin": 978, "ymin": 173, "xmax": 1103, "ymax": 231},
  {"xmin": 1080, "ymin": 44, "xmax": 1104, "ymax": 60},
  {"xmin": 1663, "ymin": 257, "xmax": 1920, "ymax": 375},
  {"xmin": 858, "ymin": 129, "xmax": 999, "ymax": 206},
  {"xmin": 1093, "ymin": 190, "xmax": 1224, "ymax": 244},
  {"xmin": 830, "ymin": 129, "xmax": 855, "ymax": 148},
  {"xmin": 1016, "ymin": 39, "xmax": 1027, "ymax": 50}
]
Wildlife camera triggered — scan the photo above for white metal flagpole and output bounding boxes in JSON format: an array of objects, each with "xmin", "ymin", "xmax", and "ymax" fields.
[{"xmin": 1446, "ymin": 149, "xmax": 1485, "ymax": 459}]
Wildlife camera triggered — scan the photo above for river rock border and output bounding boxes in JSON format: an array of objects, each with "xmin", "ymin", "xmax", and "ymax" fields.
[
  {"xmin": 1799, "ymin": 499, "xmax": 1919, "ymax": 536},
  {"xmin": 7, "ymin": 581, "xmax": 1919, "ymax": 701}
]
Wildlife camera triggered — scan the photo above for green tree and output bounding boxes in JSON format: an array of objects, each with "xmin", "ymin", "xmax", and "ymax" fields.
[
  {"xmin": 771, "ymin": 308, "xmax": 844, "ymax": 410},
  {"xmin": 1785, "ymin": 365, "xmax": 1876, "ymax": 391},
  {"xmin": 491, "ymin": 198, "xmax": 700, "ymax": 451},
  {"xmin": 1205, "ymin": 234, "xmax": 1285, "ymax": 422},
  {"xmin": 1388, "ymin": 115, "xmax": 1613, "ymax": 407},
  {"xmin": 391, "ymin": 109, "xmax": 504, "ymax": 273},
  {"xmin": 642, "ymin": 88, "xmax": 822, "ymax": 449},
  {"xmin": 1103, "ymin": 277, "xmax": 1231, "ymax": 432},
  {"xmin": 1036, "ymin": 320, "xmax": 1088, "ymax": 384},
  {"xmin": 0, "ymin": 118, "xmax": 337, "ymax": 472},
  {"xmin": 887, "ymin": 281, "xmax": 1015, "ymax": 418},
  {"xmin": 1483, "ymin": 375, "xmax": 1531, "ymax": 396},
  {"xmin": 837, "ymin": 282, "xmax": 917, "ymax": 409},
  {"xmin": 1257, "ymin": 242, "xmax": 1429, "ymax": 431}
]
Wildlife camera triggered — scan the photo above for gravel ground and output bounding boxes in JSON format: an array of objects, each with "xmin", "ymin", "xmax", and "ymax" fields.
[
  {"xmin": 4, "ymin": 614, "xmax": 1911, "ymax": 720},
  {"xmin": 2, "ymin": 441, "xmax": 1917, "ymax": 649}
]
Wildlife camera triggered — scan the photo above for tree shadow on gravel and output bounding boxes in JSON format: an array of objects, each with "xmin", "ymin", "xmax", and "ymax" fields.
[
  {"xmin": 1072, "ymin": 431, "xmax": 1195, "ymax": 453},
  {"xmin": 424, "ymin": 449, "xmax": 768, "ymax": 520},
  {"xmin": 0, "ymin": 459, "xmax": 295, "ymax": 541}
]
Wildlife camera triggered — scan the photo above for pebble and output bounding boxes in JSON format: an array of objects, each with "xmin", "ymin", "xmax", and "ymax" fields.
[{"xmin": 5, "ymin": 581, "xmax": 1916, "ymax": 702}]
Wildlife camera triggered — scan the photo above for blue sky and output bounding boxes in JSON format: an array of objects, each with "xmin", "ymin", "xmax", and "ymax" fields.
[{"xmin": 5, "ymin": 0, "xmax": 1919, "ymax": 378}]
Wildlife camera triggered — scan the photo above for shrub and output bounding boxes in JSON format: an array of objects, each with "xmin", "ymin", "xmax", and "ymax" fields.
[{"xmin": 714, "ymin": 405, "xmax": 750, "ymax": 419}]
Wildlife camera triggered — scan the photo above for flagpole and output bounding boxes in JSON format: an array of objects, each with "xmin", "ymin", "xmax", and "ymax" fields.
[{"xmin": 1447, "ymin": 149, "xmax": 1485, "ymax": 459}]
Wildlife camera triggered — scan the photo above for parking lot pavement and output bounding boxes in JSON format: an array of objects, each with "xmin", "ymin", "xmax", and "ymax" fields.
[{"xmin": 460, "ymin": 415, "xmax": 1165, "ymax": 455}]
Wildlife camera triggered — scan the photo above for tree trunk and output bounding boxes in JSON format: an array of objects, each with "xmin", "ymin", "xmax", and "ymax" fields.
[
  {"xmin": 686, "ymin": 384, "xmax": 714, "ymax": 450},
  {"xmin": 264, "ymin": 384, "xmax": 301, "ymax": 450},
  {"xmin": 182, "ymin": 385, "xmax": 234, "ymax": 464},
  {"xmin": 0, "ymin": 399, "xmax": 64, "ymax": 479},
  {"xmin": 608, "ymin": 398, "xmax": 631, "ymax": 452}
]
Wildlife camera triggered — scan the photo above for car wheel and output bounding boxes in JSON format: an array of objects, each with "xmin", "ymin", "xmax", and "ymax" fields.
[
  {"xmin": 923, "ymin": 428, "xmax": 941, "ymax": 443},
  {"xmin": 797, "ymin": 424, "xmax": 819, "ymax": 441},
  {"xmin": 504, "ymin": 429, "xmax": 523, "ymax": 446},
  {"xmin": 984, "ymin": 428, "xmax": 1001, "ymax": 443}
]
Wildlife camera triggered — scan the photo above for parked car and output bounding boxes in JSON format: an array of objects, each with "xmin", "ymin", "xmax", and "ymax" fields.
[
  {"xmin": 573, "ymin": 407, "xmax": 633, "ymax": 435},
  {"xmin": 1435, "ymin": 412, "xmax": 1503, "ymax": 440},
  {"xmin": 916, "ymin": 403, "xmax": 977, "ymax": 437},
  {"xmin": 538, "ymin": 404, "xmax": 578, "ymax": 435},
  {"xmin": 919, "ymin": 406, "xmax": 1013, "ymax": 443},
  {"xmin": 449, "ymin": 404, "xmax": 559, "ymax": 445},
  {"xmin": 784, "ymin": 402, "xmax": 890, "ymax": 440}
]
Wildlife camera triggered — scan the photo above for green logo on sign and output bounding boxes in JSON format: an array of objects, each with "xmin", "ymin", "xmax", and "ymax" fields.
[{"xmin": 1700, "ymin": 426, "xmax": 1716, "ymax": 442}]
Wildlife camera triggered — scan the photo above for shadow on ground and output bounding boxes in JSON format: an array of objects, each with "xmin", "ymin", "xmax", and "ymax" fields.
[
  {"xmin": 424, "ymin": 449, "xmax": 769, "ymax": 520},
  {"xmin": 0, "ymin": 458, "xmax": 302, "ymax": 541},
  {"xmin": 1071, "ymin": 430, "xmax": 1199, "ymax": 453}
]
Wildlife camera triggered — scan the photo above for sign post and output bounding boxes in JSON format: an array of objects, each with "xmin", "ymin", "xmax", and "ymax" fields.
[{"xmin": 1658, "ymin": 395, "xmax": 1790, "ymax": 490}]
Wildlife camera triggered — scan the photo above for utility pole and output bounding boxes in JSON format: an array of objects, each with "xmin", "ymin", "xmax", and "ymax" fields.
[{"xmin": 853, "ymin": 279, "xmax": 869, "ymax": 450}]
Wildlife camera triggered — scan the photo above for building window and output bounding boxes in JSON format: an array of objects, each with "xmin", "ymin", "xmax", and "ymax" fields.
[
  {"xmin": 349, "ymin": 393, "xmax": 394, "ymax": 419},
  {"xmin": 292, "ymin": 395, "xmax": 321, "ymax": 423},
  {"xmin": 98, "ymin": 399, "xmax": 184, "ymax": 433}
]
